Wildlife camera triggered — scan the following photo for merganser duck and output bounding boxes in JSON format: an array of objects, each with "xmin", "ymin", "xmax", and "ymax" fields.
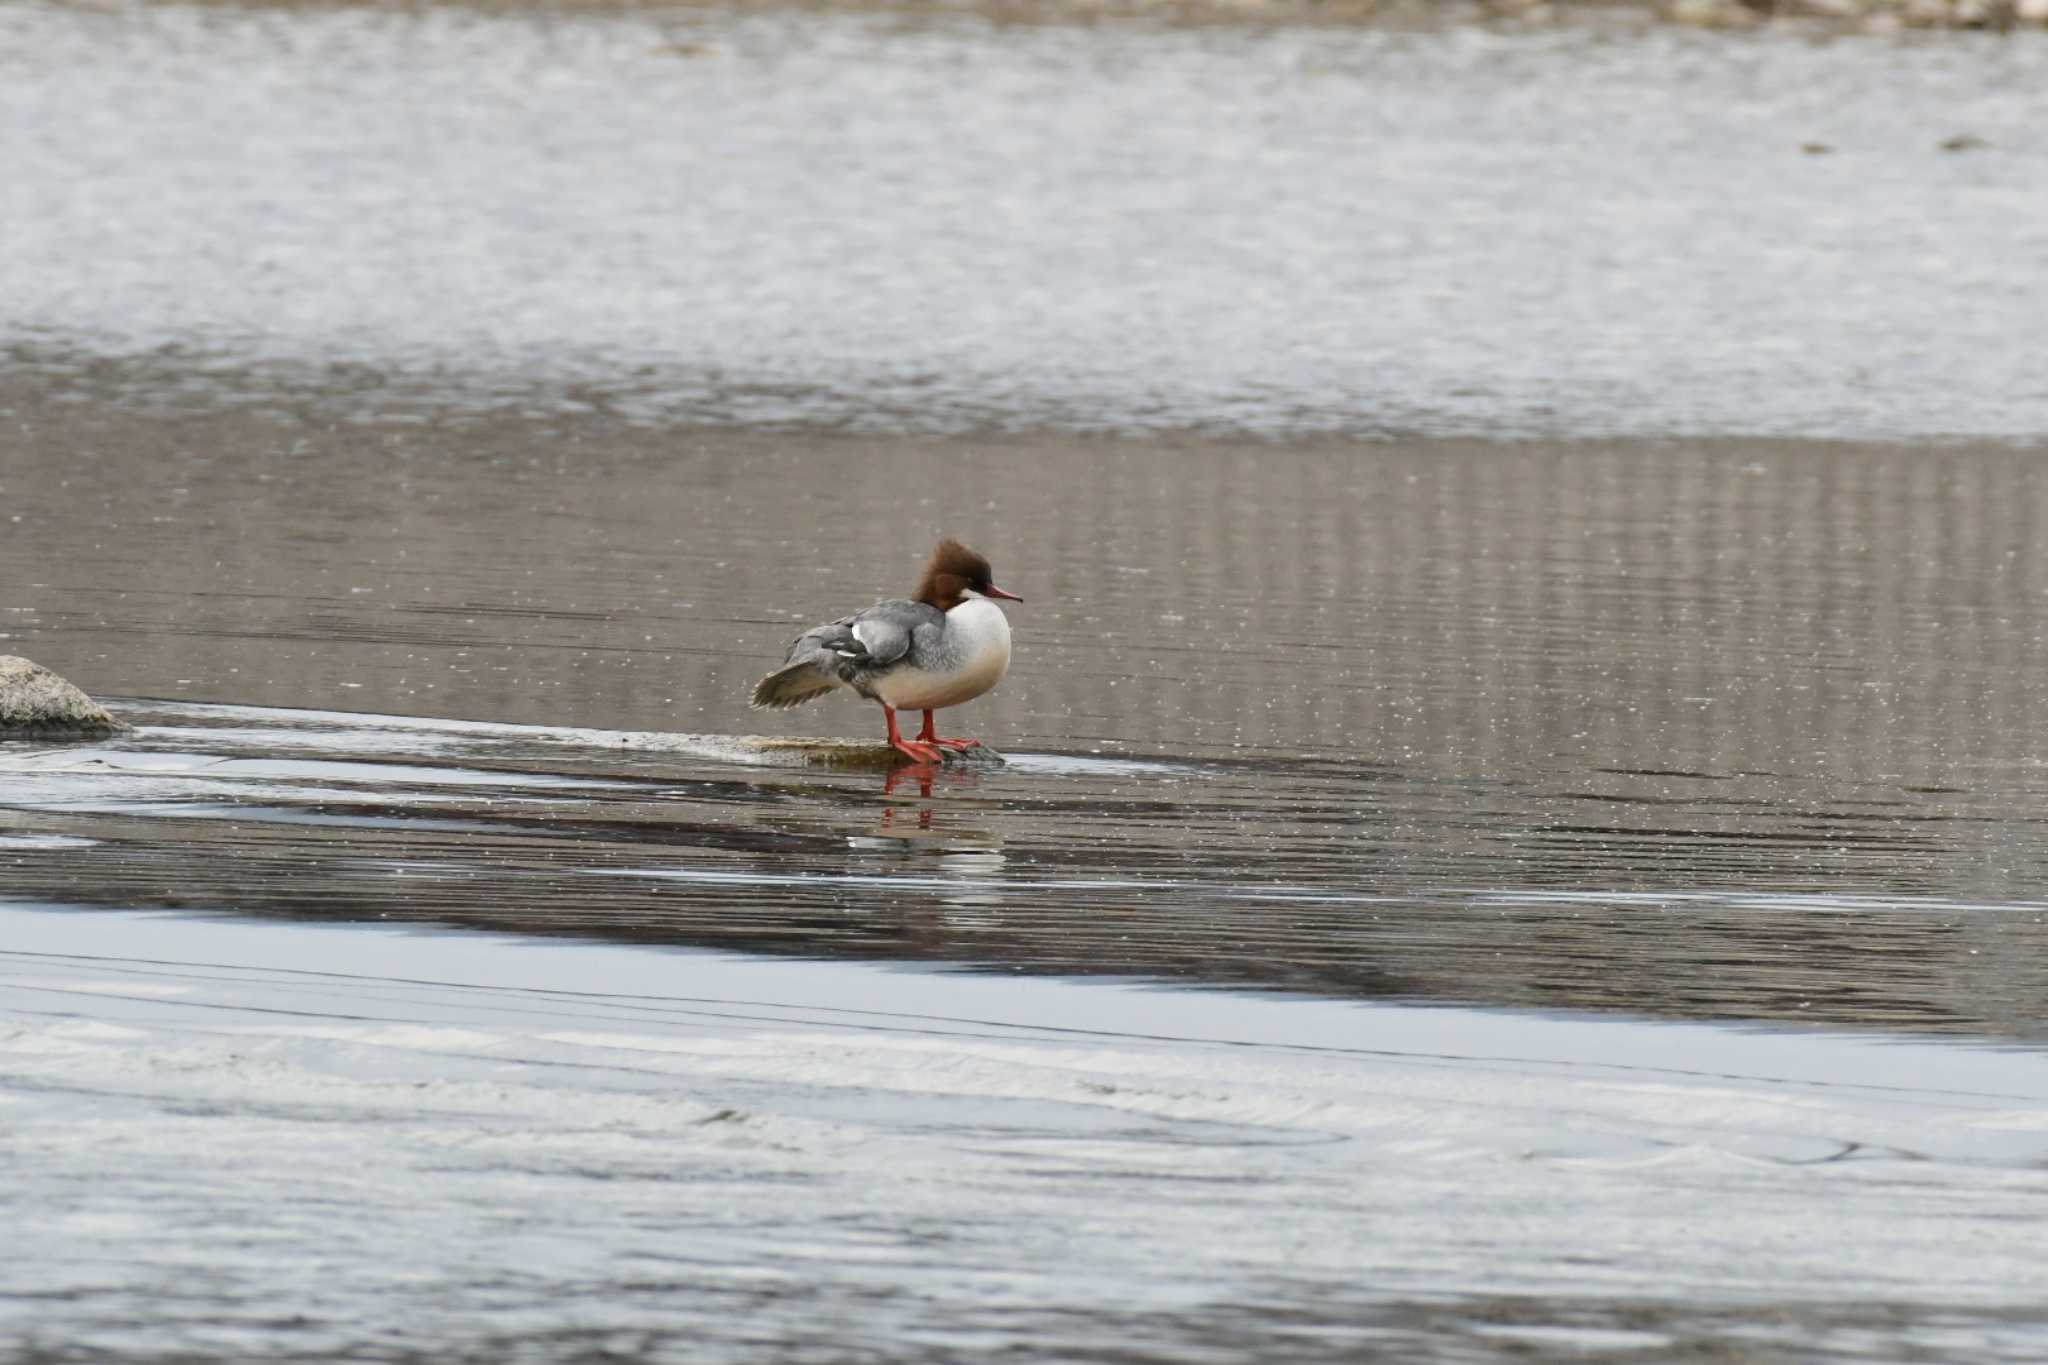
[{"xmin": 750, "ymin": 537, "xmax": 1023, "ymax": 765}]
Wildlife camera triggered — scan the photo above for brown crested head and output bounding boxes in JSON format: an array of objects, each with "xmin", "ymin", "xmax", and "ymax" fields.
[{"xmin": 913, "ymin": 537, "xmax": 1023, "ymax": 611}]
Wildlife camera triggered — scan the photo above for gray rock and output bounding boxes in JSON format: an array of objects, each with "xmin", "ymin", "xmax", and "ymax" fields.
[{"xmin": 0, "ymin": 656, "xmax": 126, "ymax": 738}]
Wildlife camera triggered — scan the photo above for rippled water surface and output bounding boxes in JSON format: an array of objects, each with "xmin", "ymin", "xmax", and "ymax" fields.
[
  {"xmin": 9, "ymin": 904, "xmax": 2048, "ymax": 1363},
  {"xmin": 9, "ymin": 409, "xmax": 2048, "ymax": 1032},
  {"xmin": 8, "ymin": 2, "xmax": 2048, "ymax": 1359},
  {"xmin": 9, "ymin": 396, "xmax": 2048, "ymax": 1356},
  {"xmin": 5, "ymin": 0, "xmax": 2048, "ymax": 436}
]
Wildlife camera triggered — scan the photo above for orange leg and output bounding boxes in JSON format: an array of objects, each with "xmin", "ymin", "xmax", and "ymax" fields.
[
  {"xmin": 918, "ymin": 710, "xmax": 981, "ymax": 751},
  {"xmin": 884, "ymin": 706, "xmax": 944, "ymax": 765}
]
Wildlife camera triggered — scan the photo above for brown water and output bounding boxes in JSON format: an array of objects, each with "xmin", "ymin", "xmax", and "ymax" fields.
[{"xmin": 9, "ymin": 365, "xmax": 2048, "ymax": 1042}]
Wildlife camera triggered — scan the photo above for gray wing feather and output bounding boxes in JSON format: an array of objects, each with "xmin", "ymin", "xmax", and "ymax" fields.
[
  {"xmin": 750, "ymin": 599, "xmax": 941, "ymax": 710},
  {"xmin": 845, "ymin": 600, "xmax": 928, "ymax": 668}
]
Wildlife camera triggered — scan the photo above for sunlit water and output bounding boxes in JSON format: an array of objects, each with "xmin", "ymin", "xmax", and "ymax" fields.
[{"xmin": 8, "ymin": 1, "xmax": 2048, "ymax": 1359}]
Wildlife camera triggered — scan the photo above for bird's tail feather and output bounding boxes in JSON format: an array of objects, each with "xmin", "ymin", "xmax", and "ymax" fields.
[{"xmin": 751, "ymin": 658, "xmax": 841, "ymax": 710}]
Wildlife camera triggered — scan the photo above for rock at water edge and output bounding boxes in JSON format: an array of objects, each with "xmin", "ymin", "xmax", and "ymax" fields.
[{"xmin": 0, "ymin": 656, "xmax": 125, "ymax": 737}]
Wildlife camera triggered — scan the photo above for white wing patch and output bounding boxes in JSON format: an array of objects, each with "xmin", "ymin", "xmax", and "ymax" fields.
[{"xmin": 845, "ymin": 612, "xmax": 915, "ymax": 666}]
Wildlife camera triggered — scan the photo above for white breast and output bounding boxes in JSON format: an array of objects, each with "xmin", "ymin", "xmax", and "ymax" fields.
[{"xmin": 873, "ymin": 596, "xmax": 1012, "ymax": 711}]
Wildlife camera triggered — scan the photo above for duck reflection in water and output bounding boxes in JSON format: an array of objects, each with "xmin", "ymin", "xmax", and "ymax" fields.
[
  {"xmin": 880, "ymin": 761, "xmax": 956, "ymax": 831},
  {"xmin": 875, "ymin": 764, "xmax": 995, "ymax": 848}
]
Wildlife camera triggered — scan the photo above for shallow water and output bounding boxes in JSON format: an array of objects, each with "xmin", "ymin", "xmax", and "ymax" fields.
[
  {"xmin": 8, "ymin": 695, "xmax": 2048, "ymax": 1043},
  {"xmin": 9, "ymin": 905, "xmax": 2048, "ymax": 1363},
  {"xmin": 9, "ymin": 2, "xmax": 2048, "ymax": 1358},
  {"xmin": 10, "ymin": 414, "xmax": 2048, "ymax": 1359},
  {"xmin": 9, "ymin": 406, "xmax": 2048, "ymax": 1040}
]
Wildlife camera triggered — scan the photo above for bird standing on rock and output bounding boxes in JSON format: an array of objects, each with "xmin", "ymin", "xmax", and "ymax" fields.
[{"xmin": 750, "ymin": 538, "xmax": 1022, "ymax": 765}]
